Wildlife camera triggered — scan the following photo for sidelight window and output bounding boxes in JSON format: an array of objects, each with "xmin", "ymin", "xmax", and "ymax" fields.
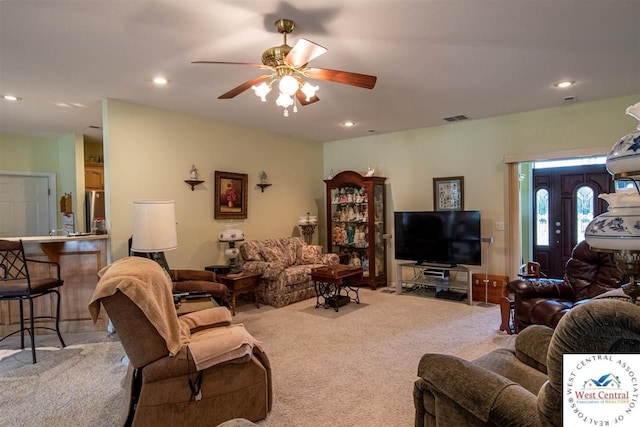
[
  {"xmin": 576, "ymin": 186, "xmax": 594, "ymax": 242},
  {"xmin": 536, "ymin": 189, "xmax": 549, "ymax": 246}
]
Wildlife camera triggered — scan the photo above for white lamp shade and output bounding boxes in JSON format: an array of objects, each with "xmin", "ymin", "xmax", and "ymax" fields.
[
  {"xmin": 219, "ymin": 224, "xmax": 245, "ymax": 242},
  {"xmin": 300, "ymin": 82, "xmax": 319, "ymax": 101},
  {"xmin": 131, "ymin": 200, "xmax": 178, "ymax": 252},
  {"xmin": 606, "ymin": 102, "xmax": 640, "ymax": 180},
  {"xmin": 276, "ymin": 92, "xmax": 294, "ymax": 108},
  {"xmin": 278, "ymin": 75, "xmax": 299, "ymax": 96},
  {"xmin": 585, "ymin": 189, "xmax": 640, "ymax": 251},
  {"xmin": 251, "ymin": 82, "xmax": 271, "ymax": 102}
]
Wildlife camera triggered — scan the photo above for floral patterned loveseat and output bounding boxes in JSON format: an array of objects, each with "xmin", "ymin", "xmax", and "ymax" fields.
[{"xmin": 239, "ymin": 237, "xmax": 339, "ymax": 308}]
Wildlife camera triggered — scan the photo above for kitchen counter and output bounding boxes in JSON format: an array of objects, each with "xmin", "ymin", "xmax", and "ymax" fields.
[
  {"xmin": 0, "ymin": 234, "xmax": 109, "ymax": 334},
  {"xmin": 5, "ymin": 234, "xmax": 108, "ymax": 243}
]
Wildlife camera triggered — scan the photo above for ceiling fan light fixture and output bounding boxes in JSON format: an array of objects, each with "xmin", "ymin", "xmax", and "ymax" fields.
[
  {"xmin": 194, "ymin": 18, "xmax": 376, "ymax": 118},
  {"xmin": 252, "ymin": 82, "xmax": 271, "ymax": 102},
  {"xmin": 301, "ymin": 82, "xmax": 319, "ymax": 101},
  {"xmin": 278, "ymin": 75, "xmax": 299, "ymax": 96},
  {"xmin": 276, "ymin": 92, "xmax": 294, "ymax": 108}
]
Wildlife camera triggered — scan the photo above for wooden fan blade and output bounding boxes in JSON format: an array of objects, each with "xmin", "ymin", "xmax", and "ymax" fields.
[
  {"xmin": 296, "ymin": 90, "xmax": 320, "ymax": 106},
  {"xmin": 218, "ymin": 75, "xmax": 271, "ymax": 99},
  {"xmin": 286, "ymin": 38, "xmax": 327, "ymax": 66},
  {"xmin": 191, "ymin": 61, "xmax": 263, "ymax": 67},
  {"xmin": 305, "ymin": 68, "xmax": 377, "ymax": 89}
]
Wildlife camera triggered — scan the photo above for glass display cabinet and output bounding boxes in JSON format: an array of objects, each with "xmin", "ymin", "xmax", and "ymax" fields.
[{"xmin": 324, "ymin": 171, "xmax": 387, "ymax": 289}]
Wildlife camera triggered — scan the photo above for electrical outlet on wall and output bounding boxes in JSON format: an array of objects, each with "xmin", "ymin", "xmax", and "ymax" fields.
[{"xmin": 495, "ymin": 221, "xmax": 505, "ymax": 231}]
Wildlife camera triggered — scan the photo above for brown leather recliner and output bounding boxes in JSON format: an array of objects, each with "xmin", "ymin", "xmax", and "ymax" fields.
[
  {"xmin": 171, "ymin": 268, "xmax": 230, "ymax": 304},
  {"xmin": 510, "ymin": 240, "xmax": 625, "ymax": 332},
  {"xmin": 128, "ymin": 237, "xmax": 230, "ymax": 304}
]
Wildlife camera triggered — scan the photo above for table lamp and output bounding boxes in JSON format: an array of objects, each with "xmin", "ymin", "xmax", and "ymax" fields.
[
  {"xmin": 131, "ymin": 200, "xmax": 178, "ymax": 275},
  {"xmin": 219, "ymin": 224, "xmax": 245, "ymax": 273}
]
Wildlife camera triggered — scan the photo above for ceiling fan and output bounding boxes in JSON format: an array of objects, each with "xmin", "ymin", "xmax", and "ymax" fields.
[{"xmin": 192, "ymin": 19, "xmax": 377, "ymax": 116}]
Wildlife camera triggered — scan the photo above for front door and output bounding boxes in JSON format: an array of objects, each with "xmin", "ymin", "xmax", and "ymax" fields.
[{"xmin": 532, "ymin": 164, "xmax": 613, "ymax": 278}]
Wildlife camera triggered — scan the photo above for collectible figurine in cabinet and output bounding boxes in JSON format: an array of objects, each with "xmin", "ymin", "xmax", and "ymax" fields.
[
  {"xmin": 355, "ymin": 225, "xmax": 366, "ymax": 248},
  {"xmin": 331, "ymin": 224, "xmax": 348, "ymax": 246},
  {"xmin": 347, "ymin": 225, "xmax": 355, "ymax": 245},
  {"xmin": 347, "ymin": 205, "xmax": 356, "ymax": 221},
  {"xmin": 361, "ymin": 255, "xmax": 369, "ymax": 276},
  {"xmin": 349, "ymin": 252, "xmax": 361, "ymax": 267},
  {"xmin": 332, "ymin": 224, "xmax": 342, "ymax": 245}
]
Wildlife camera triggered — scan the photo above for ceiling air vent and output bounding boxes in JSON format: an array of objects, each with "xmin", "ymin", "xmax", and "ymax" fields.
[{"xmin": 443, "ymin": 114, "xmax": 469, "ymax": 122}]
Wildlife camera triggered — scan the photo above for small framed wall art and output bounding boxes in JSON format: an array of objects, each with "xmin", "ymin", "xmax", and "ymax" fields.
[
  {"xmin": 214, "ymin": 171, "xmax": 248, "ymax": 219},
  {"xmin": 433, "ymin": 176, "xmax": 464, "ymax": 211}
]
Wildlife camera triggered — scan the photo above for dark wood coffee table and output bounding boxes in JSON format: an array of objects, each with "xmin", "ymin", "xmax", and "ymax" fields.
[
  {"xmin": 310, "ymin": 265, "xmax": 363, "ymax": 312},
  {"xmin": 217, "ymin": 272, "xmax": 262, "ymax": 316}
]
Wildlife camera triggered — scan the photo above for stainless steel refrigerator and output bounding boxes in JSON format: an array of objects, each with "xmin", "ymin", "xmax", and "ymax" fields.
[{"xmin": 85, "ymin": 190, "xmax": 105, "ymax": 233}]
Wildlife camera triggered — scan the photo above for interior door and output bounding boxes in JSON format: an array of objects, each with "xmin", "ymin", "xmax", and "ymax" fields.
[
  {"xmin": 0, "ymin": 174, "xmax": 52, "ymax": 237},
  {"xmin": 532, "ymin": 164, "xmax": 613, "ymax": 278}
]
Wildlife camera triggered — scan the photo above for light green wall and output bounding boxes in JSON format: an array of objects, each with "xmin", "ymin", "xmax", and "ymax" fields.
[
  {"xmin": 323, "ymin": 95, "xmax": 639, "ymax": 283},
  {"xmin": 57, "ymin": 134, "xmax": 84, "ymax": 230},
  {"xmin": 103, "ymin": 99, "xmax": 324, "ymax": 269},
  {"xmin": 0, "ymin": 132, "xmax": 60, "ymax": 172},
  {"xmin": 0, "ymin": 131, "xmax": 81, "ymax": 231}
]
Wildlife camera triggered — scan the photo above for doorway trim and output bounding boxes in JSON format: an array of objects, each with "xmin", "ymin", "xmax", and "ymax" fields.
[
  {"xmin": 503, "ymin": 146, "xmax": 610, "ymax": 279},
  {"xmin": 0, "ymin": 170, "xmax": 57, "ymax": 234}
]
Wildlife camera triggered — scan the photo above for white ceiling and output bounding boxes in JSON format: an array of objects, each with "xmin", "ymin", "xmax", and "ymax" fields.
[{"xmin": 1, "ymin": 1, "xmax": 639, "ymax": 143}]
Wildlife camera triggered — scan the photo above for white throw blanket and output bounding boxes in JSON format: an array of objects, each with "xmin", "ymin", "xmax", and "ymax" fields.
[{"xmin": 89, "ymin": 256, "xmax": 262, "ymax": 370}]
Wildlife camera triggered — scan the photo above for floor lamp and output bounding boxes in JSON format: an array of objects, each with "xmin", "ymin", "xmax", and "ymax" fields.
[
  {"xmin": 131, "ymin": 200, "xmax": 178, "ymax": 275},
  {"xmin": 477, "ymin": 237, "xmax": 495, "ymax": 307},
  {"xmin": 298, "ymin": 212, "xmax": 318, "ymax": 244}
]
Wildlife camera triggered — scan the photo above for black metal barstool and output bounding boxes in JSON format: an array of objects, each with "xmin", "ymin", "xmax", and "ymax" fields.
[{"xmin": 0, "ymin": 239, "xmax": 66, "ymax": 363}]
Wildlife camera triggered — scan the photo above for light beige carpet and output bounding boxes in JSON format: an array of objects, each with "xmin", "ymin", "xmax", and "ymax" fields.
[
  {"xmin": 0, "ymin": 331, "xmax": 126, "ymax": 427},
  {"xmin": 0, "ymin": 289, "xmax": 513, "ymax": 427},
  {"xmin": 236, "ymin": 289, "xmax": 512, "ymax": 426}
]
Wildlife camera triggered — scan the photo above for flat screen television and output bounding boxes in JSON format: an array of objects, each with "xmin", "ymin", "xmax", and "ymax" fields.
[{"xmin": 394, "ymin": 211, "xmax": 482, "ymax": 266}]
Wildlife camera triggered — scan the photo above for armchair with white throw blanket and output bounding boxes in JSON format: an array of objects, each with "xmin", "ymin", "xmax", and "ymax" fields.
[{"xmin": 89, "ymin": 257, "xmax": 271, "ymax": 427}]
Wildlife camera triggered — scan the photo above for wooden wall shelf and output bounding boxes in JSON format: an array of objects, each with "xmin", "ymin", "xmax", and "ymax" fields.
[
  {"xmin": 257, "ymin": 183, "xmax": 272, "ymax": 192},
  {"xmin": 184, "ymin": 180, "xmax": 205, "ymax": 191}
]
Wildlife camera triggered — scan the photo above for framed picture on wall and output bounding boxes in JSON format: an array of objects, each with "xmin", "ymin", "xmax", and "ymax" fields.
[
  {"xmin": 433, "ymin": 176, "xmax": 464, "ymax": 211},
  {"xmin": 214, "ymin": 171, "xmax": 248, "ymax": 219}
]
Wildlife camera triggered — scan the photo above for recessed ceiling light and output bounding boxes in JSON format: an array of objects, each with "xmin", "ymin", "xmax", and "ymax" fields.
[
  {"xmin": 554, "ymin": 80, "xmax": 575, "ymax": 88},
  {"xmin": 153, "ymin": 77, "xmax": 168, "ymax": 85},
  {"xmin": 342, "ymin": 121, "xmax": 356, "ymax": 127},
  {"xmin": 2, "ymin": 95, "xmax": 21, "ymax": 101}
]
